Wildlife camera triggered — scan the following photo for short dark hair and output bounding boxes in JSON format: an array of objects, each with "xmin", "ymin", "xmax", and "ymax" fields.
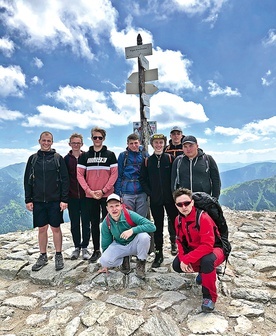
[
  {"xmin": 127, "ymin": 133, "xmax": 140, "ymax": 142},
  {"xmin": 39, "ymin": 131, "xmax": 53, "ymax": 141},
  {"xmin": 173, "ymin": 188, "xmax": 192, "ymax": 202},
  {"xmin": 91, "ymin": 127, "xmax": 106, "ymax": 138}
]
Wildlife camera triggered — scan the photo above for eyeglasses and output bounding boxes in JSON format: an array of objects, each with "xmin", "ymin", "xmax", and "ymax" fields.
[
  {"xmin": 92, "ymin": 136, "xmax": 103, "ymax": 140},
  {"xmin": 70, "ymin": 142, "xmax": 82, "ymax": 145},
  {"xmin": 175, "ymin": 200, "xmax": 192, "ymax": 207}
]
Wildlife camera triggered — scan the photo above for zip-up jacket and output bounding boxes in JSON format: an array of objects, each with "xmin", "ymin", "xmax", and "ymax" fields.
[
  {"xmin": 114, "ymin": 146, "xmax": 148, "ymax": 196},
  {"xmin": 101, "ymin": 209, "xmax": 156, "ymax": 251},
  {"xmin": 164, "ymin": 138, "xmax": 184, "ymax": 157},
  {"xmin": 139, "ymin": 153, "xmax": 175, "ymax": 205},
  {"xmin": 24, "ymin": 149, "xmax": 69, "ymax": 204},
  {"xmin": 175, "ymin": 206, "xmax": 222, "ymax": 265},
  {"xmin": 77, "ymin": 145, "xmax": 118, "ymax": 197},
  {"xmin": 64, "ymin": 150, "xmax": 86, "ymax": 199},
  {"xmin": 171, "ymin": 148, "xmax": 221, "ymax": 199}
]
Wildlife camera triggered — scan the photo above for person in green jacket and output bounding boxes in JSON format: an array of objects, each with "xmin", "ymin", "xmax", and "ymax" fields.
[{"xmin": 99, "ymin": 193, "xmax": 156, "ymax": 279}]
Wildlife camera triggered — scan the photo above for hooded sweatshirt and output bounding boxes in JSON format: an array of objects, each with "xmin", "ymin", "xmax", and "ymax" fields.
[{"xmin": 77, "ymin": 145, "xmax": 118, "ymax": 198}]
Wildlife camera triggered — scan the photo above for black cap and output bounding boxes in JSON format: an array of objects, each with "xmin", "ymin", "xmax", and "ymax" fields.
[{"xmin": 182, "ymin": 135, "xmax": 197, "ymax": 145}]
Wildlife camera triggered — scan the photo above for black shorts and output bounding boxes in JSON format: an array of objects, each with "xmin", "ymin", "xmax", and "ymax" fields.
[{"xmin": 33, "ymin": 201, "xmax": 64, "ymax": 228}]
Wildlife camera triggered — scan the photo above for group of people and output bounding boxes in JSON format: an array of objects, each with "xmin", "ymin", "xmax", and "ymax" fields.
[{"xmin": 24, "ymin": 125, "xmax": 225, "ymax": 312}]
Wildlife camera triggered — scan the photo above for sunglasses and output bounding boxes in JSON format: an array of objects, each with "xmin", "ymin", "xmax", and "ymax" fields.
[
  {"xmin": 92, "ymin": 136, "xmax": 103, "ymax": 140},
  {"xmin": 175, "ymin": 200, "xmax": 192, "ymax": 207},
  {"xmin": 152, "ymin": 134, "xmax": 165, "ymax": 139}
]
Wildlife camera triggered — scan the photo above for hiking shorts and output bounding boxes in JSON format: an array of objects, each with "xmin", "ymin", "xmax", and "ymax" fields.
[{"xmin": 33, "ymin": 201, "xmax": 64, "ymax": 228}]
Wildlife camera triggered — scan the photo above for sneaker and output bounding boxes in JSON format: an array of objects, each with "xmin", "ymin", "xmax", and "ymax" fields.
[
  {"xmin": 136, "ymin": 259, "xmax": 146, "ymax": 279},
  {"xmin": 201, "ymin": 298, "xmax": 215, "ymax": 313},
  {"xmin": 71, "ymin": 248, "xmax": 80, "ymax": 260},
  {"xmin": 82, "ymin": 248, "xmax": 90, "ymax": 260},
  {"xmin": 152, "ymin": 250, "xmax": 163, "ymax": 268},
  {"xmin": 196, "ymin": 273, "xmax": 202, "ymax": 285},
  {"xmin": 171, "ymin": 243, "xmax": 177, "ymax": 256},
  {"xmin": 32, "ymin": 254, "xmax": 48, "ymax": 271},
  {"xmin": 89, "ymin": 250, "xmax": 101, "ymax": 263},
  {"xmin": 55, "ymin": 254, "xmax": 64, "ymax": 271},
  {"xmin": 120, "ymin": 256, "xmax": 131, "ymax": 275}
]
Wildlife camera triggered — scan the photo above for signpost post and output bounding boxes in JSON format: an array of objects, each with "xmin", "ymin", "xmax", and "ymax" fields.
[{"xmin": 125, "ymin": 34, "xmax": 158, "ymax": 151}]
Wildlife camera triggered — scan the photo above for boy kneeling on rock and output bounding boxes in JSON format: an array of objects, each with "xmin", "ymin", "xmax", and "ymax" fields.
[
  {"xmin": 172, "ymin": 188, "xmax": 225, "ymax": 312},
  {"xmin": 98, "ymin": 194, "xmax": 156, "ymax": 279}
]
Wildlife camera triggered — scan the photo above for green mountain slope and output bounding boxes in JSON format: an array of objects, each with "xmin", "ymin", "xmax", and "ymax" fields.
[
  {"xmin": 0, "ymin": 162, "xmax": 32, "ymax": 234},
  {"xmin": 220, "ymin": 176, "xmax": 276, "ymax": 211}
]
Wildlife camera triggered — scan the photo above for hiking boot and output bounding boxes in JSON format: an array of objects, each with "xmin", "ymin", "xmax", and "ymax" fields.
[
  {"xmin": 120, "ymin": 256, "xmax": 131, "ymax": 275},
  {"xmin": 71, "ymin": 248, "xmax": 80, "ymax": 260},
  {"xmin": 201, "ymin": 298, "xmax": 215, "ymax": 313},
  {"xmin": 152, "ymin": 250, "xmax": 163, "ymax": 268},
  {"xmin": 55, "ymin": 254, "xmax": 64, "ymax": 271},
  {"xmin": 171, "ymin": 243, "xmax": 177, "ymax": 256},
  {"xmin": 32, "ymin": 254, "xmax": 48, "ymax": 271},
  {"xmin": 89, "ymin": 250, "xmax": 101, "ymax": 263},
  {"xmin": 82, "ymin": 248, "xmax": 90, "ymax": 260},
  {"xmin": 136, "ymin": 259, "xmax": 146, "ymax": 279},
  {"xmin": 196, "ymin": 273, "xmax": 202, "ymax": 285}
]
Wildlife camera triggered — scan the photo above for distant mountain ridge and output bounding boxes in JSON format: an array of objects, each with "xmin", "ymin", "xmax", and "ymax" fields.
[
  {"xmin": 220, "ymin": 176, "xmax": 276, "ymax": 211},
  {"xmin": 220, "ymin": 162, "xmax": 276, "ymax": 189}
]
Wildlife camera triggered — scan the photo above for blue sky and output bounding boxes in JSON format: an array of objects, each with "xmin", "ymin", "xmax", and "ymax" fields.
[{"xmin": 0, "ymin": 0, "xmax": 275, "ymax": 168}]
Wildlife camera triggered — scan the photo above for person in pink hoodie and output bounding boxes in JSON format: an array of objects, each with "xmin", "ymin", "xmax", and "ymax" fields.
[{"xmin": 77, "ymin": 127, "xmax": 118, "ymax": 263}]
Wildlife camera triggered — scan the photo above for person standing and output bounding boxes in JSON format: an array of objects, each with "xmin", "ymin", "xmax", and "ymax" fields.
[
  {"xmin": 77, "ymin": 127, "xmax": 118, "ymax": 263},
  {"xmin": 64, "ymin": 133, "xmax": 90, "ymax": 260},
  {"xmin": 171, "ymin": 135, "xmax": 221, "ymax": 199},
  {"xmin": 139, "ymin": 134, "xmax": 178, "ymax": 268},
  {"xmin": 114, "ymin": 133, "xmax": 148, "ymax": 217},
  {"xmin": 98, "ymin": 194, "xmax": 156, "ymax": 279},
  {"xmin": 172, "ymin": 188, "xmax": 225, "ymax": 312},
  {"xmin": 24, "ymin": 131, "xmax": 69, "ymax": 271},
  {"xmin": 164, "ymin": 126, "xmax": 184, "ymax": 157}
]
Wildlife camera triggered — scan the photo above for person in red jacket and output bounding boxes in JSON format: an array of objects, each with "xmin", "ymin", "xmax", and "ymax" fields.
[{"xmin": 172, "ymin": 188, "xmax": 225, "ymax": 313}]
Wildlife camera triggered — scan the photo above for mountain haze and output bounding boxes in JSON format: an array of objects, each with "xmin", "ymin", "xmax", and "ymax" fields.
[{"xmin": 220, "ymin": 162, "xmax": 276, "ymax": 189}]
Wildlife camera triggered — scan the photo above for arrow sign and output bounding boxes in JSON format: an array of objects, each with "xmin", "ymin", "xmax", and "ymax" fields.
[
  {"xmin": 139, "ymin": 54, "xmax": 149, "ymax": 70},
  {"xmin": 125, "ymin": 43, "xmax": 152, "ymax": 59},
  {"xmin": 126, "ymin": 83, "xmax": 158, "ymax": 95},
  {"xmin": 128, "ymin": 68, "xmax": 158, "ymax": 83}
]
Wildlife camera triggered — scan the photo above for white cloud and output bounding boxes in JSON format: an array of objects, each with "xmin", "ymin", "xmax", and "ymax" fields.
[
  {"xmin": 210, "ymin": 147, "xmax": 276, "ymax": 164},
  {"xmin": 261, "ymin": 70, "xmax": 275, "ymax": 86},
  {"xmin": 263, "ymin": 29, "xmax": 276, "ymax": 47},
  {"xmin": 22, "ymin": 84, "xmax": 208, "ymax": 131},
  {"xmin": 0, "ymin": 105, "xmax": 24, "ymax": 120},
  {"xmin": 31, "ymin": 76, "xmax": 43, "ymax": 85},
  {"xmin": 1, "ymin": 0, "xmax": 117, "ymax": 59},
  {"xmin": 214, "ymin": 116, "xmax": 276, "ymax": 144},
  {"xmin": 33, "ymin": 57, "xmax": 44, "ymax": 68},
  {"xmin": 207, "ymin": 80, "xmax": 241, "ymax": 97},
  {"xmin": 0, "ymin": 65, "xmax": 26, "ymax": 97},
  {"xmin": 0, "ymin": 37, "xmax": 15, "ymax": 57}
]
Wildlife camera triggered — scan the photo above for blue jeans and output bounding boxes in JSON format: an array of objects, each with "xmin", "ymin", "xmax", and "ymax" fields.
[
  {"xmin": 99, "ymin": 233, "xmax": 150, "ymax": 267},
  {"xmin": 122, "ymin": 192, "xmax": 148, "ymax": 217}
]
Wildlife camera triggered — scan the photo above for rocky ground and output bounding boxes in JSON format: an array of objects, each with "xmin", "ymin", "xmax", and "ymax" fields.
[{"xmin": 0, "ymin": 208, "xmax": 275, "ymax": 336}]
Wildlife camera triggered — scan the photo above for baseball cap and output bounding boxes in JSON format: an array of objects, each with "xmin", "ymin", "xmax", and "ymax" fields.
[
  {"xmin": 182, "ymin": 135, "xmax": 197, "ymax": 145},
  {"xmin": 170, "ymin": 126, "xmax": 182, "ymax": 133},
  {"xmin": 106, "ymin": 193, "xmax": 121, "ymax": 203}
]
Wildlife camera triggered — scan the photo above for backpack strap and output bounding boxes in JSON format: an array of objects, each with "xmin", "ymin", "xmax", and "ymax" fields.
[
  {"xmin": 195, "ymin": 209, "xmax": 203, "ymax": 230},
  {"xmin": 105, "ymin": 204, "xmax": 136, "ymax": 230},
  {"xmin": 203, "ymin": 154, "xmax": 210, "ymax": 174}
]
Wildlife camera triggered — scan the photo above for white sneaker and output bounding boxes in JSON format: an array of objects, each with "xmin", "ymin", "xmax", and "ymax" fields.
[
  {"xmin": 82, "ymin": 248, "xmax": 90, "ymax": 260},
  {"xmin": 71, "ymin": 248, "xmax": 80, "ymax": 260}
]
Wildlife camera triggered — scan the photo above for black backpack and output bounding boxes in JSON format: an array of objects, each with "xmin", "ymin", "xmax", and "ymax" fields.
[{"xmin": 192, "ymin": 191, "xmax": 231, "ymax": 258}]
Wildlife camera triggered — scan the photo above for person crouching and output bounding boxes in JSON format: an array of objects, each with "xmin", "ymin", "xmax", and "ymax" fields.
[
  {"xmin": 98, "ymin": 194, "xmax": 156, "ymax": 279},
  {"xmin": 172, "ymin": 188, "xmax": 225, "ymax": 312}
]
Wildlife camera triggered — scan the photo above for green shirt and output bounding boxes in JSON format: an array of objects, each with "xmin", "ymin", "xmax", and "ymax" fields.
[{"xmin": 101, "ymin": 210, "xmax": 156, "ymax": 251}]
